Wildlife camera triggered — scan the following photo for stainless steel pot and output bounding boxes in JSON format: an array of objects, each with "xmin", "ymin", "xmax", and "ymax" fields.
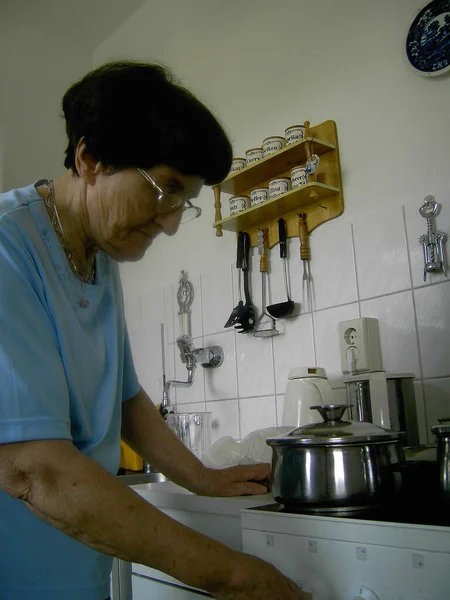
[
  {"xmin": 431, "ymin": 421, "xmax": 450, "ymax": 500},
  {"xmin": 266, "ymin": 404, "xmax": 405, "ymax": 512}
]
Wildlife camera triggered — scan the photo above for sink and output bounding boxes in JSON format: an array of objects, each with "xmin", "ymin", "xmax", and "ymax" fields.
[{"xmin": 117, "ymin": 472, "xmax": 168, "ymax": 486}]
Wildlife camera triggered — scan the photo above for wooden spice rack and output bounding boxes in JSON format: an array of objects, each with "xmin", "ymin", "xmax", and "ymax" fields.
[{"xmin": 212, "ymin": 120, "xmax": 343, "ymax": 248}]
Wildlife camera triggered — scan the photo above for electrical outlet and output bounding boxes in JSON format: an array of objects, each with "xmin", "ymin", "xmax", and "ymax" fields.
[{"xmin": 338, "ymin": 317, "xmax": 383, "ymax": 374}]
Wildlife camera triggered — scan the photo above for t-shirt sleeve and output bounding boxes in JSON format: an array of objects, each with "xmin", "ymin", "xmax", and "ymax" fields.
[
  {"xmin": 122, "ymin": 323, "xmax": 140, "ymax": 402},
  {"xmin": 0, "ymin": 224, "xmax": 71, "ymax": 444}
]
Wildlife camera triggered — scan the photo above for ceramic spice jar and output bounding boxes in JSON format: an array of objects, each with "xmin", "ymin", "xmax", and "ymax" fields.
[
  {"xmin": 250, "ymin": 187, "xmax": 269, "ymax": 207},
  {"xmin": 269, "ymin": 177, "xmax": 291, "ymax": 199},
  {"xmin": 245, "ymin": 147, "xmax": 264, "ymax": 165},
  {"xmin": 262, "ymin": 136, "xmax": 286, "ymax": 157},
  {"xmin": 230, "ymin": 157, "xmax": 246, "ymax": 173},
  {"xmin": 285, "ymin": 124, "xmax": 306, "ymax": 146},
  {"xmin": 229, "ymin": 195, "xmax": 250, "ymax": 216}
]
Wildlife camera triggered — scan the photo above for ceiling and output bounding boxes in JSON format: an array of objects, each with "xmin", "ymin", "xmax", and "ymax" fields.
[{"xmin": 0, "ymin": 0, "xmax": 147, "ymax": 48}]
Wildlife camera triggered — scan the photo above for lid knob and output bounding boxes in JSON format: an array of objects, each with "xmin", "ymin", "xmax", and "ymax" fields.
[{"xmin": 310, "ymin": 404, "xmax": 350, "ymax": 422}]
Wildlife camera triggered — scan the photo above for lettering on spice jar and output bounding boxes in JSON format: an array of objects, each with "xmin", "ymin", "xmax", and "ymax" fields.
[
  {"xmin": 285, "ymin": 125, "xmax": 306, "ymax": 145},
  {"xmin": 263, "ymin": 137, "xmax": 285, "ymax": 157},
  {"xmin": 291, "ymin": 166, "xmax": 308, "ymax": 188},
  {"xmin": 269, "ymin": 178, "xmax": 291, "ymax": 198},
  {"xmin": 251, "ymin": 188, "xmax": 269, "ymax": 205},
  {"xmin": 229, "ymin": 195, "xmax": 250, "ymax": 215},
  {"xmin": 230, "ymin": 158, "xmax": 246, "ymax": 172}
]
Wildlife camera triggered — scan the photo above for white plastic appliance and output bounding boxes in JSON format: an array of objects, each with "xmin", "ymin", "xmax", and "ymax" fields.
[
  {"xmin": 242, "ymin": 505, "xmax": 450, "ymax": 600},
  {"xmin": 282, "ymin": 367, "xmax": 335, "ymax": 427}
]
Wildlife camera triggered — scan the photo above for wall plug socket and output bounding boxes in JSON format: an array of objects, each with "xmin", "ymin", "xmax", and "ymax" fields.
[{"xmin": 338, "ymin": 317, "xmax": 383, "ymax": 374}]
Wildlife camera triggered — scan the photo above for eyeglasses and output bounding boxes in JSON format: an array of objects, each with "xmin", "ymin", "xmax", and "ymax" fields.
[{"xmin": 137, "ymin": 168, "xmax": 202, "ymax": 224}]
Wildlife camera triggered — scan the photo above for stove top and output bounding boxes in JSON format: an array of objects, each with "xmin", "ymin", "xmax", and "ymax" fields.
[{"xmin": 250, "ymin": 499, "xmax": 450, "ymax": 528}]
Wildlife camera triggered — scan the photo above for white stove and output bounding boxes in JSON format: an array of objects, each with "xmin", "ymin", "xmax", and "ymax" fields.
[{"xmin": 241, "ymin": 503, "xmax": 450, "ymax": 600}]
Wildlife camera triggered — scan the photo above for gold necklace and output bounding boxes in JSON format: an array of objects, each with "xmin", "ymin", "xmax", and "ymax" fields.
[{"xmin": 43, "ymin": 180, "xmax": 94, "ymax": 308}]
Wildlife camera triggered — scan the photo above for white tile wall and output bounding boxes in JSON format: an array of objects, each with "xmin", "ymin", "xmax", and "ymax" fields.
[
  {"xmin": 422, "ymin": 378, "xmax": 450, "ymax": 443},
  {"xmin": 352, "ymin": 206, "xmax": 411, "ymax": 300},
  {"xmin": 360, "ymin": 290, "xmax": 421, "ymax": 376},
  {"xmin": 313, "ymin": 303, "xmax": 360, "ymax": 385},
  {"xmin": 415, "ymin": 281, "xmax": 450, "ymax": 379},
  {"xmin": 309, "ymin": 220, "xmax": 358, "ymax": 311},
  {"xmin": 127, "ymin": 202, "xmax": 450, "ymax": 447},
  {"xmin": 239, "ymin": 396, "xmax": 277, "ymax": 439}
]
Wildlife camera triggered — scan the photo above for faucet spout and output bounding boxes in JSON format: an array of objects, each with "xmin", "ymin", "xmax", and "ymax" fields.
[{"xmin": 159, "ymin": 335, "xmax": 223, "ymax": 418}]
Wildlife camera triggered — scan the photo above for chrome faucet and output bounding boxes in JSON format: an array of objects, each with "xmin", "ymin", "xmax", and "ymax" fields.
[{"xmin": 159, "ymin": 335, "xmax": 223, "ymax": 418}]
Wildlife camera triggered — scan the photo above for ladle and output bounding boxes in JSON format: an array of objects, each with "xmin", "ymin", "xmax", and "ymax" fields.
[{"xmin": 266, "ymin": 218, "xmax": 295, "ymax": 319}]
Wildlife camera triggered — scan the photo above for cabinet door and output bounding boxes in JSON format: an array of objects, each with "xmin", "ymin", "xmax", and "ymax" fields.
[{"xmin": 132, "ymin": 574, "xmax": 211, "ymax": 599}]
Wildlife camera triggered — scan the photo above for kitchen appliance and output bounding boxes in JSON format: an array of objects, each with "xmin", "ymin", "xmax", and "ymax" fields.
[
  {"xmin": 344, "ymin": 372, "xmax": 419, "ymax": 445},
  {"xmin": 282, "ymin": 366, "xmax": 335, "ymax": 427},
  {"xmin": 431, "ymin": 421, "xmax": 450, "ymax": 500},
  {"xmin": 343, "ymin": 371, "xmax": 391, "ymax": 429},
  {"xmin": 241, "ymin": 499, "xmax": 450, "ymax": 600},
  {"xmin": 267, "ymin": 404, "xmax": 405, "ymax": 511}
]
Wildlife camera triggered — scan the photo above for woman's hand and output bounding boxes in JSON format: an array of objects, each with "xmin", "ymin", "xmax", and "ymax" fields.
[
  {"xmin": 195, "ymin": 463, "xmax": 271, "ymax": 497},
  {"xmin": 213, "ymin": 553, "xmax": 312, "ymax": 600}
]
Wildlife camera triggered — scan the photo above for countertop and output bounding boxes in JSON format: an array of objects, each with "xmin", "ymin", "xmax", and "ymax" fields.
[{"xmin": 130, "ymin": 480, "xmax": 273, "ymax": 516}]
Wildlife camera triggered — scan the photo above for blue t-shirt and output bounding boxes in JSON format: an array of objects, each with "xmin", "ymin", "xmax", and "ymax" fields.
[{"xmin": 0, "ymin": 182, "xmax": 140, "ymax": 600}]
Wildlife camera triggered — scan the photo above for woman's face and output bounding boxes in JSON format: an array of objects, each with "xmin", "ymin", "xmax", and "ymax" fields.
[{"xmin": 85, "ymin": 165, "xmax": 204, "ymax": 262}]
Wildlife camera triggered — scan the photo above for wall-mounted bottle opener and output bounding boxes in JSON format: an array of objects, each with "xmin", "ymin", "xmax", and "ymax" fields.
[
  {"xmin": 177, "ymin": 270, "xmax": 194, "ymax": 336},
  {"xmin": 419, "ymin": 195, "xmax": 447, "ymax": 282}
]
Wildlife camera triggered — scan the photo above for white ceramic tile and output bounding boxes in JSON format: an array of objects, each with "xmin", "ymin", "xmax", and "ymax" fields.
[
  {"xmin": 313, "ymin": 303, "xmax": 360, "ymax": 385},
  {"xmin": 201, "ymin": 263, "xmax": 234, "ymax": 335},
  {"xmin": 239, "ymin": 396, "xmax": 277, "ymax": 439},
  {"xmin": 309, "ymin": 220, "xmax": 358, "ymax": 310},
  {"xmin": 352, "ymin": 206, "xmax": 411, "ymax": 300},
  {"xmin": 235, "ymin": 328, "xmax": 275, "ymax": 398},
  {"xmin": 140, "ymin": 286, "xmax": 164, "ymax": 329},
  {"xmin": 360, "ymin": 291, "xmax": 421, "ymax": 377},
  {"xmin": 173, "ymin": 401, "xmax": 207, "ymax": 414},
  {"xmin": 423, "ymin": 378, "xmax": 450, "ymax": 443},
  {"xmin": 413, "ymin": 380, "xmax": 428, "ymax": 446},
  {"xmin": 204, "ymin": 331, "xmax": 238, "ymax": 401},
  {"xmin": 404, "ymin": 201, "xmax": 449, "ymax": 289},
  {"xmin": 128, "ymin": 326, "xmax": 175, "ymax": 406},
  {"xmin": 128, "ymin": 329, "xmax": 154, "ymax": 396},
  {"xmin": 275, "ymin": 395, "xmax": 284, "ymax": 426},
  {"xmin": 171, "ymin": 273, "xmax": 203, "ymax": 340},
  {"xmin": 331, "ymin": 387, "xmax": 348, "ymax": 405},
  {"xmin": 415, "ymin": 282, "xmax": 450, "ymax": 379},
  {"xmin": 174, "ymin": 345, "xmax": 205, "ymax": 405},
  {"xmin": 163, "ymin": 284, "xmax": 175, "ymax": 344},
  {"xmin": 208, "ymin": 399, "xmax": 240, "ymax": 443},
  {"xmin": 273, "ymin": 313, "xmax": 315, "ymax": 394}
]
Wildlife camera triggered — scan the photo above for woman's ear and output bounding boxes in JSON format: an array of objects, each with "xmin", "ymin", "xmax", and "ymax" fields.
[{"xmin": 74, "ymin": 138, "xmax": 104, "ymax": 183}]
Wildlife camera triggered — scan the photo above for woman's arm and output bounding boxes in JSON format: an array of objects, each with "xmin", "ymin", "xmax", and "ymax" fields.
[
  {"xmin": 0, "ymin": 438, "xmax": 308, "ymax": 599},
  {"xmin": 121, "ymin": 387, "xmax": 270, "ymax": 496}
]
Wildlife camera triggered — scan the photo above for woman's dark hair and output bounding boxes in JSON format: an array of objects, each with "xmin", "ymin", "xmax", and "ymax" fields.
[{"xmin": 62, "ymin": 61, "xmax": 232, "ymax": 185}]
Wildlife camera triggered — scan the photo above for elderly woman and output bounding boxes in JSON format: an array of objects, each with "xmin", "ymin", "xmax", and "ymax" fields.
[{"xmin": 0, "ymin": 61, "xmax": 309, "ymax": 600}]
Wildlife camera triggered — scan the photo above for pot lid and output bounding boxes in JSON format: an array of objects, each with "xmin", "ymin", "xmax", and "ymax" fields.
[
  {"xmin": 266, "ymin": 404, "xmax": 404, "ymax": 446},
  {"xmin": 431, "ymin": 418, "xmax": 450, "ymax": 434}
]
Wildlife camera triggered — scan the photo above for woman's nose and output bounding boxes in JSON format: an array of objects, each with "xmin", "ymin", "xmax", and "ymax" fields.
[{"xmin": 155, "ymin": 209, "xmax": 182, "ymax": 236}]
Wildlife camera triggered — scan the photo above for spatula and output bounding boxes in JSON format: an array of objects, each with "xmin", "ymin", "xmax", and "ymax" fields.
[{"xmin": 266, "ymin": 218, "xmax": 295, "ymax": 319}]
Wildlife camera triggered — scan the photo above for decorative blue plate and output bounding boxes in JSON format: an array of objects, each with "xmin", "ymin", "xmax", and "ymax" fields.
[{"xmin": 406, "ymin": 0, "xmax": 450, "ymax": 76}]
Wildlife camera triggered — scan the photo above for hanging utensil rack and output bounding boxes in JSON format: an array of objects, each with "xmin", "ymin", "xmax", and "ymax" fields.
[{"xmin": 212, "ymin": 119, "xmax": 343, "ymax": 247}]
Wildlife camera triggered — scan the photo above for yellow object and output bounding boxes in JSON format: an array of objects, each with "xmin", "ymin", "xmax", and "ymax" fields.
[{"xmin": 120, "ymin": 440, "xmax": 144, "ymax": 471}]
